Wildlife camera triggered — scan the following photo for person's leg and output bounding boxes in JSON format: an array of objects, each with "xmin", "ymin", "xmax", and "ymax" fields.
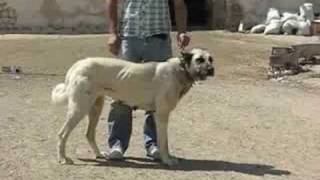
[
  {"xmin": 142, "ymin": 36, "xmax": 172, "ymax": 158},
  {"xmin": 107, "ymin": 37, "xmax": 143, "ymax": 159},
  {"xmin": 144, "ymin": 112, "xmax": 157, "ymax": 149},
  {"xmin": 107, "ymin": 101, "xmax": 132, "ymax": 158}
]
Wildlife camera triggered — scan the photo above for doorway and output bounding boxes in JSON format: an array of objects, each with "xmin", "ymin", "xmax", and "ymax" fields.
[{"xmin": 169, "ymin": 0, "xmax": 212, "ymax": 30}]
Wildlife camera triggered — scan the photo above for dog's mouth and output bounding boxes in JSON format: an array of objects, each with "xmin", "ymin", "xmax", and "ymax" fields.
[
  {"xmin": 198, "ymin": 73, "xmax": 208, "ymax": 81},
  {"xmin": 197, "ymin": 69, "xmax": 214, "ymax": 81},
  {"xmin": 207, "ymin": 68, "xmax": 215, "ymax": 77}
]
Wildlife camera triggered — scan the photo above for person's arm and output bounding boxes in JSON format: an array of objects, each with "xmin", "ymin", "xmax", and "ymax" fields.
[
  {"xmin": 106, "ymin": 0, "xmax": 120, "ymax": 55},
  {"xmin": 106, "ymin": 0, "xmax": 118, "ymax": 34},
  {"xmin": 173, "ymin": 0, "xmax": 190, "ymax": 49},
  {"xmin": 174, "ymin": 0, "xmax": 187, "ymax": 34}
]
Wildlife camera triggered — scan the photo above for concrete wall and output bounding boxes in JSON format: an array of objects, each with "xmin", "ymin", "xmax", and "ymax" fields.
[
  {"xmin": 0, "ymin": 0, "xmax": 107, "ymax": 33},
  {"xmin": 0, "ymin": 0, "xmax": 319, "ymax": 33},
  {"xmin": 210, "ymin": 0, "xmax": 226, "ymax": 29}
]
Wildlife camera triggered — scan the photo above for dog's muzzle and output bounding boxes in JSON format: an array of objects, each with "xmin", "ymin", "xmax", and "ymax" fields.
[{"xmin": 207, "ymin": 67, "xmax": 215, "ymax": 76}]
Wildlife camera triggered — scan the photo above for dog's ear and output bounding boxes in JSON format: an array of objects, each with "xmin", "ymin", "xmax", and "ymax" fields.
[{"xmin": 181, "ymin": 51, "xmax": 193, "ymax": 65}]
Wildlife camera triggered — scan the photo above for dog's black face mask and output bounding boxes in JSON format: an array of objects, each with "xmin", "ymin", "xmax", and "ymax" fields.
[{"xmin": 181, "ymin": 48, "xmax": 215, "ymax": 81}]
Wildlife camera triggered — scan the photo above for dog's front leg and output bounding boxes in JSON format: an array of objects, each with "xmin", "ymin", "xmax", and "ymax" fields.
[{"xmin": 155, "ymin": 112, "xmax": 179, "ymax": 166}]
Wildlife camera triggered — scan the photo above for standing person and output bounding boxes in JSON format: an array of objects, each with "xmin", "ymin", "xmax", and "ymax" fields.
[{"xmin": 106, "ymin": 0, "xmax": 190, "ymax": 160}]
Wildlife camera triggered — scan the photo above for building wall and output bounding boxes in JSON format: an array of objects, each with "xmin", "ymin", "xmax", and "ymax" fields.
[
  {"xmin": 210, "ymin": 0, "xmax": 226, "ymax": 29},
  {"xmin": 0, "ymin": 0, "xmax": 107, "ymax": 33},
  {"xmin": 0, "ymin": 0, "xmax": 319, "ymax": 33}
]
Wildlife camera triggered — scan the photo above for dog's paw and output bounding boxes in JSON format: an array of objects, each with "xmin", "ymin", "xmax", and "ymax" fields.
[
  {"xmin": 96, "ymin": 151, "xmax": 107, "ymax": 159},
  {"xmin": 163, "ymin": 156, "xmax": 179, "ymax": 166},
  {"xmin": 59, "ymin": 157, "xmax": 74, "ymax": 165}
]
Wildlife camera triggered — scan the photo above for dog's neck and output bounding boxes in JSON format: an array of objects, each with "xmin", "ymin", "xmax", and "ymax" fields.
[{"xmin": 179, "ymin": 57, "xmax": 195, "ymax": 84}]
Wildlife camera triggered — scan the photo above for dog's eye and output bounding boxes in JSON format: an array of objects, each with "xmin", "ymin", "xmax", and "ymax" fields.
[
  {"xmin": 196, "ymin": 58, "xmax": 205, "ymax": 63},
  {"xmin": 209, "ymin": 57, "xmax": 213, "ymax": 63}
]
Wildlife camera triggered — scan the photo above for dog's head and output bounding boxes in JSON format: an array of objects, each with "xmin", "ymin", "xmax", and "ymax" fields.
[{"xmin": 180, "ymin": 48, "xmax": 215, "ymax": 81}]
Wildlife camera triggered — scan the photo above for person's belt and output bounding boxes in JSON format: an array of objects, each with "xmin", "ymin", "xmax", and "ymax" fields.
[{"xmin": 149, "ymin": 33, "xmax": 168, "ymax": 40}]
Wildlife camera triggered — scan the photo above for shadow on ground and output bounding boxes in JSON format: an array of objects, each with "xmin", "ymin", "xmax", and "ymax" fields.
[{"xmin": 78, "ymin": 157, "xmax": 291, "ymax": 176}]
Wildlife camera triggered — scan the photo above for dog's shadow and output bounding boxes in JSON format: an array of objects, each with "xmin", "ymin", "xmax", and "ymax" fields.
[{"xmin": 77, "ymin": 157, "xmax": 291, "ymax": 176}]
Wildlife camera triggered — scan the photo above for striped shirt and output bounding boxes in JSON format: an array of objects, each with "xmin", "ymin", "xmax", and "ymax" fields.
[{"xmin": 119, "ymin": 0, "xmax": 171, "ymax": 37}]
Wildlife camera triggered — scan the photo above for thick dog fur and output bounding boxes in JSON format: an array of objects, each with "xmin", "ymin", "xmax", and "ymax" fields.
[{"xmin": 52, "ymin": 48, "xmax": 215, "ymax": 166}]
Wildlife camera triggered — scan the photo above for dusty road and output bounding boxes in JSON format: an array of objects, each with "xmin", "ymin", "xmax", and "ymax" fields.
[{"xmin": 0, "ymin": 31, "xmax": 319, "ymax": 180}]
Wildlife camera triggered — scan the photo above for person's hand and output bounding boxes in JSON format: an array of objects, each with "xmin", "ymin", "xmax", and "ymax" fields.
[
  {"xmin": 107, "ymin": 33, "xmax": 121, "ymax": 56},
  {"xmin": 176, "ymin": 32, "xmax": 190, "ymax": 49}
]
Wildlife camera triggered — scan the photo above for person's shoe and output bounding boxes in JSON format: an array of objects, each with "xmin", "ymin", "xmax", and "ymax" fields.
[
  {"xmin": 109, "ymin": 145, "xmax": 124, "ymax": 160},
  {"xmin": 146, "ymin": 145, "xmax": 160, "ymax": 160}
]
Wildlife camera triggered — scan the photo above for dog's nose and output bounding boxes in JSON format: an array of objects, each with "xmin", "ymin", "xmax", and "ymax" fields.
[{"xmin": 207, "ymin": 67, "xmax": 215, "ymax": 76}]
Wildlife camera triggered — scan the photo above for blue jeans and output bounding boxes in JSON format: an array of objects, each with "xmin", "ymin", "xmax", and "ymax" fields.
[{"xmin": 107, "ymin": 35, "xmax": 172, "ymax": 153}]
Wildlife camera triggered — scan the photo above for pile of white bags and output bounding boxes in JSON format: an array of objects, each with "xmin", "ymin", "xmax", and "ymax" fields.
[{"xmin": 249, "ymin": 3, "xmax": 315, "ymax": 36}]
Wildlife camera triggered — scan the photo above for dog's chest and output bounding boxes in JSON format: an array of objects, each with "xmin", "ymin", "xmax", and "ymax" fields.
[{"xmin": 179, "ymin": 84, "xmax": 192, "ymax": 99}]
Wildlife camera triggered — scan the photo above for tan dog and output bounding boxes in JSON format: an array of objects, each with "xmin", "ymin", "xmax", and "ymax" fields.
[{"xmin": 52, "ymin": 48, "xmax": 215, "ymax": 166}]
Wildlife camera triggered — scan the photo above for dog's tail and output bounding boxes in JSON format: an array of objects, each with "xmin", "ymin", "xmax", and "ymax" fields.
[{"xmin": 51, "ymin": 83, "xmax": 68, "ymax": 105}]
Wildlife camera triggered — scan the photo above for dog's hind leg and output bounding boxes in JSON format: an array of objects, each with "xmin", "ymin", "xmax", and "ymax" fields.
[
  {"xmin": 58, "ymin": 100, "xmax": 87, "ymax": 164},
  {"xmin": 86, "ymin": 96, "xmax": 105, "ymax": 159},
  {"xmin": 57, "ymin": 78, "xmax": 96, "ymax": 164}
]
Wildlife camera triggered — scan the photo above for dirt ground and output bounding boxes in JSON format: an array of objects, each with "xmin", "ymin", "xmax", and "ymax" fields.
[{"xmin": 0, "ymin": 31, "xmax": 320, "ymax": 180}]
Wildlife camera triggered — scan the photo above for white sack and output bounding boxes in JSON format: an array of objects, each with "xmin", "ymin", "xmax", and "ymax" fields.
[
  {"xmin": 250, "ymin": 24, "xmax": 266, "ymax": 34},
  {"xmin": 264, "ymin": 19, "xmax": 282, "ymax": 35},
  {"xmin": 297, "ymin": 20, "xmax": 311, "ymax": 36},
  {"xmin": 282, "ymin": 19, "xmax": 299, "ymax": 35},
  {"xmin": 299, "ymin": 3, "xmax": 314, "ymax": 21},
  {"xmin": 281, "ymin": 12, "xmax": 300, "ymax": 23},
  {"xmin": 238, "ymin": 21, "xmax": 245, "ymax": 33},
  {"xmin": 266, "ymin": 8, "xmax": 281, "ymax": 24}
]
